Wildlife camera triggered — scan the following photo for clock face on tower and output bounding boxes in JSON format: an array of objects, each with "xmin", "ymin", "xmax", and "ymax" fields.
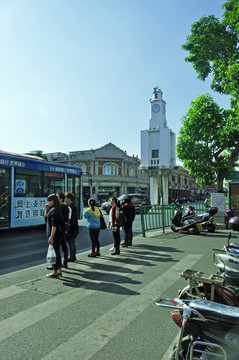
[{"xmin": 152, "ymin": 104, "xmax": 160, "ymax": 113}]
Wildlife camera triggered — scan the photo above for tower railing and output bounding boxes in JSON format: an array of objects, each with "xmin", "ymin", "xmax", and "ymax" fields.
[{"xmin": 140, "ymin": 203, "xmax": 207, "ymax": 237}]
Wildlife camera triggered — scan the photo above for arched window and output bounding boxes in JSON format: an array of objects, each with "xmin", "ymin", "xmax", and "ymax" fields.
[
  {"xmin": 74, "ymin": 163, "xmax": 86, "ymax": 173},
  {"xmin": 129, "ymin": 166, "xmax": 135, "ymax": 177},
  {"xmin": 103, "ymin": 162, "xmax": 118, "ymax": 176}
]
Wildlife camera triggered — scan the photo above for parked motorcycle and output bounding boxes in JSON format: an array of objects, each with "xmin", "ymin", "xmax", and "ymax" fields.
[
  {"xmin": 156, "ymin": 297, "xmax": 239, "ymax": 359},
  {"xmin": 225, "ymin": 208, "xmax": 236, "ymax": 229},
  {"xmin": 200, "ymin": 207, "xmax": 218, "ymax": 232},
  {"xmin": 171, "ymin": 206, "xmax": 218, "ymax": 235},
  {"xmin": 178, "ymin": 268, "xmax": 239, "ymax": 307},
  {"xmin": 213, "ymin": 232, "xmax": 239, "ymax": 273},
  {"xmin": 178, "ymin": 233, "xmax": 239, "ymax": 307},
  {"xmin": 229, "ymin": 215, "xmax": 239, "ymax": 231}
]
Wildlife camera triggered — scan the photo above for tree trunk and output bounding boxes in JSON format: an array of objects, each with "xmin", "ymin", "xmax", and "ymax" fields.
[
  {"xmin": 216, "ymin": 148, "xmax": 239, "ymax": 192},
  {"xmin": 217, "ymin": 174, "xmax": 224, "ymax": 193}
]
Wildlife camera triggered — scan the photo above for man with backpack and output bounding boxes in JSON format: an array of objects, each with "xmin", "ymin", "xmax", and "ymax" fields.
[{"xmin": 121, "ymin": 197, "xmax": 135, "ymax": 247}]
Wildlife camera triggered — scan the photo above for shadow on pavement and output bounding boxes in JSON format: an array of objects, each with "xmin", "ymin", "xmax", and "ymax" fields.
[
  {"xmin": 75, "ymin": 260, "xmax": 144, "ymax": 275},
  {"xmin": 61, "ymin": 276, "xmax": 141, "ymax": 296},
  {"xmin": 136, "ymin": 244, "xmax": 184, "ymax": 253}
]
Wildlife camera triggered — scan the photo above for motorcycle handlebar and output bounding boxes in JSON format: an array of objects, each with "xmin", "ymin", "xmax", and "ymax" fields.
[{"xmin": 155, "ymin": 298, "xmax": 207, "ymax": 321}]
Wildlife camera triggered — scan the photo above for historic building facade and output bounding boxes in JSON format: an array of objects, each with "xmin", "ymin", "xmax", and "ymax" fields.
[
  {"xmin": 47, "ymin": 143, "xmax": 149, "ymax": 205},
  {"xmin": 168, "ymin": 166, "xmax": 201, "ymax": 202},
  {"xmin": 45, "ymin": 144, "xmax": 202, "ymax": 205}
]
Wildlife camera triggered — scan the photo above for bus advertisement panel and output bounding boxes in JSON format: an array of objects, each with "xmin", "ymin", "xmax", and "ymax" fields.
[
  {"xmin": 11, "ymin": 197, "xmax": 47, "ymax": 228},
  {"xmin": 0, "ymin": 151, "xmax": 83, "ymax": 229}
]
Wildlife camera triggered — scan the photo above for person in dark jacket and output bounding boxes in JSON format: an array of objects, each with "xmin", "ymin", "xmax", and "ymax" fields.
[
  {"xmin": 46, "ymin": 192, "xmax": 69, "ymax": 271},
  {"xmin": 121, "ymin": 197, "xmax": 135, "ymax": 247},
  {"xmin": 57, "ymin": 193, "xmax": 70, "ymax": 268},
  {"xmin": 65, "ymin": 192, "xmax": 79, "ymax": 261},
  {"xmin": 45, "ymin": 193, "xmax": 64, "ymax": 278}
]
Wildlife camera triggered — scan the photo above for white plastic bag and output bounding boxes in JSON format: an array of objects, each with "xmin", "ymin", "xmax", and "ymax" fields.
[{"xmin": 46, "ymin": 244, "xmax": 56, "ymax": 263}]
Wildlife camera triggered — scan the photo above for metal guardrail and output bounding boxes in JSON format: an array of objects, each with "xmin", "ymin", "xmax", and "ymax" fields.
[{"xmin": 140, "ymin": 203, "xmax": 207, "ymax": 237}]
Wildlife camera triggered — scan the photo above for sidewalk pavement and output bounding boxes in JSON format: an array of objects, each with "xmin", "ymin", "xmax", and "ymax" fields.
[{"xmin": 0, "ymin": 228, "xmax": 230, "ymax": 360}]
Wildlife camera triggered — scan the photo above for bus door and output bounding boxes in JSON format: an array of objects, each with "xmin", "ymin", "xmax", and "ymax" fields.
[
  {"xmin": 0, "ymin": 167, "xmax": 11, "ymax": 228},
  {"xmin": 67, "ymin": 175, "xmax": 82, "ymax": 219}
]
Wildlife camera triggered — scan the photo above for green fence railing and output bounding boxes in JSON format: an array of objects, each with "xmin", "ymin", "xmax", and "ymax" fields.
[{"xmin": 140, "ymin": 203, "xmax": 207, "ymax": 237}]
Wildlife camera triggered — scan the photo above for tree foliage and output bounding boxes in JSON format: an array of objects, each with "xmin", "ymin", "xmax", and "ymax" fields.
[
  {"xmin": 177, "ymin": 94, "xmax": 239, "ymax": 191},
  {"xmin": 34, "ymin": 151, "xmax": 48, "ymax": 160},
  {"xmin": 182, "ymin": 0, "xmax": 239, "ymax": 101},
  {"xmin": 178, "ymin": 0, "xmax": 239, "ymax": 191}
]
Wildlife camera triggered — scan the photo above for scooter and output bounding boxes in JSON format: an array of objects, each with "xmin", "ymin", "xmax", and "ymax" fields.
[
  {"xmin": 200, "ymin": 207, "xmax": 218, "ymax": 233},
  {"xmin": 156, "ymin": 297, "xmax": 239, "ymax": 359},
  {"xmin": 171, "ymin": 206, "xmax": 217, "ymax": 235},
  {"xmin": 229, "ymin": 215, "xmax": 239, "ymax": 231},
  {"xmin": 178, "ymin": 233, "xmax": 239, "ymax": 306},
  {"xmin": 178, "ymin": 268, "xmax": 239, "ymax": 307},
  {"xmin": 171, "ymin": 205, "xmax": 203, "ymax": 235},
  {"xmin": 212, "ymin": 232, "xmax": 239, "ymax": 273},
  {"xmin": 225, "ymin": 208, "xmax": 236, "ymax": 229}
]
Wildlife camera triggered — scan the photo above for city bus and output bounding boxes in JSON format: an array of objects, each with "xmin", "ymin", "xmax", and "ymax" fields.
[{"xmin": 0, "ymin": 151, "xmax": 83, "ymax": 229}]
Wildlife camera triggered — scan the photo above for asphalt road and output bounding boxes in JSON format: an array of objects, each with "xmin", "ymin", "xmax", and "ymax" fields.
[
  {"xmin": 0, "ymin": 210, "xmax": 142, "ymax": 275},
  {"xmin": 0, "ymin": 225, "xmax": 237, "ymax": 359}
]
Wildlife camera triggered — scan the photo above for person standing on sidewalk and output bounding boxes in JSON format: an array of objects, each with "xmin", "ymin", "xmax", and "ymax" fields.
[
  {"xmin": 45, "ymin": 194, "xmax": 64, "ymax": 278},
  {"xmin": 57, "ymin": 193, "xmax": 70, "ymax": 268},
  {"xmin": 121, "ymin": 197, "xmax": 135, "ymax": 247},
  {"xmin": 84, "ymin": 198, "xmax": 101, "ymax": 257},
  {"xmin": 108, "ymin": 197, "xmax": 121, "ymax": 255},
  {"xmin": 65, "ymin": 192, "xmax": 79, "ymax": 262}
]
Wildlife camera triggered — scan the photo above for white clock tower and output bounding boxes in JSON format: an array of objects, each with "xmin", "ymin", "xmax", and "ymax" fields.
[
  {"xmin": 150, "ymin": 87, "xmax": 167, "ymax": 130},
  {"xmin": 140, "ymin": 87, "xmax": 176, "ymax": 205}
]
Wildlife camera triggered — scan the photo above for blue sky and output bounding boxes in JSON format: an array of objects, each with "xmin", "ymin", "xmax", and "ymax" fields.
[{"xmin": 0, "ymin": 0, "xmax": 230, "ymax": 160}]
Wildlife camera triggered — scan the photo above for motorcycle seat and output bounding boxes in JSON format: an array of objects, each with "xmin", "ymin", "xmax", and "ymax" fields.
[
  {"xmin": 183, "ymin": 214, "xmax": 195, "ymax": 220},
  {"xmin": 227, "ymin": 242, "xmax": 239, "ymax": 249},
  {"xmin": 226, "ymin": 247, "xmax": 239, "ymax": 255},
  {"xmin": 189, "ymin": 299, "xmax": 239, "ymax": 325}
]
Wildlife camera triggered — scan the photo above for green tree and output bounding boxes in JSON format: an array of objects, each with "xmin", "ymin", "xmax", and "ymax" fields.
[
  {"xmin": 182, "ymin": 0, "xmax": 239, "ymax": 102},
  {"xmin": 178, "ymin": 0, "xmax": 239, "ymax": 191},
  {"xmin": 177, "ymin": 94, "xmax": 239, "ymax": 192},
  {"xmin": 34, "ymin": 151, "xmax": 48, "ymax": 161}
]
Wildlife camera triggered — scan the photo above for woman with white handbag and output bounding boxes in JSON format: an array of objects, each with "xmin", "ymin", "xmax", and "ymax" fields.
[{"xmin": 45, "ymin": 194, "xmax": 64, "ymax": 278}]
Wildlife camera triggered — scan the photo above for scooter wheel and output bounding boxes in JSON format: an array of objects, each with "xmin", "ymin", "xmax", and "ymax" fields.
[
  {"xmin": 193, "ymin": 225, "xmax": 200, "ymax": 235},
  {"xmin": 171, "ymin": 339, "xmax": 190, "ymax": 359},
  {"xmin": 178, "ymin": 285, "xmax": 206, "ymax": 300},
  {"xmin": 224, "ymin": 271, "xmax": 239, "ymax": 287},
  {"xmin": 207, "ymin": 223, "xmax": 216, "ymax": 233},
  {"xmin": 171, "ymin": 225, "xmax": 179, "ymax": 232}
]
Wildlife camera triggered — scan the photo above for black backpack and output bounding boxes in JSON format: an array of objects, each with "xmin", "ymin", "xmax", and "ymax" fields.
[{"xmin": 117, "ymin": 211, "xmax": 127, "ymax": 227}]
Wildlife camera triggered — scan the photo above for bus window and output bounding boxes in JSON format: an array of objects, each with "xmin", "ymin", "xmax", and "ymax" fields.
[
  {"xmin": 43, "ymin": 172, "xmax": 65, "ymax": 196},
  {"xmin": 0, "ymin": 151, "xmax": 82, "ymax": 228},
  {"xmin": 67, "ymin": 175, "xmax": 82, "ymax": 219},
  {"xmin": 14, "ymin": 168, "xmax": 42, "ymax": 197}
]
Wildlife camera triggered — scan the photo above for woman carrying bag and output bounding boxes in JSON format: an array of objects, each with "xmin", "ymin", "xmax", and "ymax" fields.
[
  {"xmin": 84, "ymin": 199, "xmax": 102, "ymax": 257},
  {"xmin": 108, "ymin": 197, "xmax": 121, "ymax": 255},
  {"xmin": 45, "ymin": 194, "xmax": 64, "ymax": 278}
]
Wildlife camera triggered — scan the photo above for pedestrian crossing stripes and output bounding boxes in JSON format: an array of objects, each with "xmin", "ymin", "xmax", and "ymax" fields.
[{"xmin": 0, "ymin": 252, "xmax": 202, "ymax": 359}]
